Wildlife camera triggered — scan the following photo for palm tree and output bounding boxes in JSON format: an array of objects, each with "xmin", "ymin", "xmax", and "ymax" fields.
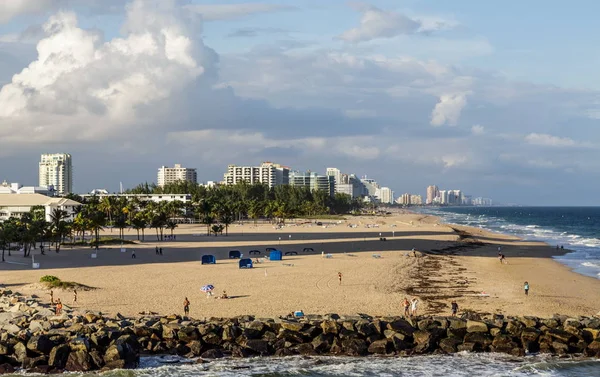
[
  {"xmin": 165, "ymin": 219, "xmax": 178, "ymax": 236},
  {"xmin": 218, "ymin": 205, "xmax": 234, "ymax": 236},
  {"xmin": 130, "ymin": 215, "xmax": 148, "ymax": 241},
  {"xmin": 49, "ymin": 208, "xmax": 68, "ymax": 252},
  {"xmin": 113, "ymin": 215, "xmax": 127, "ymax": 240},
  {"xmin": 98, "ymin": 196, "xmax": 117, "ymax": 225}
]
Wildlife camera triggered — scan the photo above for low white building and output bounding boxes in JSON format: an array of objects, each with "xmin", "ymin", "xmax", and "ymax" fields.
[
  {"xmin": 0, "ymin": 181, "xmax": 55, "ymax": 196},
  {"xmin": 81, "ymin": 193, "xmax": 192, "ymax": 204},
  {"xmin": 0, "ymin": 194, "xmax": 81, "ymax": 222}
]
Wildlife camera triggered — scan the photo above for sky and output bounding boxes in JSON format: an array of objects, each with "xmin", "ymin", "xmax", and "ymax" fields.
[{"xmin": 0, "ymin": 0, "xmax": 599, "ymax": 205}]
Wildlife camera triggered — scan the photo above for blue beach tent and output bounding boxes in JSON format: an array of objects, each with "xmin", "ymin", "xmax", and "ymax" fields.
[
  {"xmin": 239, "ymin": 258, "xmax": 253, "ymax": 269},
  {"xmin": 266, "ymin": 247, "xmax": 277, "ymax": 253},
  {"xmin": 229, "ymin": 250, "xmax": 242, "ymax": 259},
  {"xmin": 201, "ymin": 255, "xmax": 216, "ymax": 264},
  {"xmin": 269, "ymin": 250, "xmax": 283, "ymax": 261}
]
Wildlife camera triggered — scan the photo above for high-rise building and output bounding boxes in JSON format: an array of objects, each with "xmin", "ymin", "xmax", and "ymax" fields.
[
  {"xmin": 223, "ymin": 162, "xmax": 289, "ymax": 188},
  {"xmin": 336, "ymin": 174, "xmax": 363, "ymax": 198},
  {"xmin": 289, "ymin": 171, "xmax": 334, "ymax": 196},
  {"xmin": 39, "ymin": 153, "xmax": 72, "ymax": 195},
  {"xmin": 426, "ymin": 185, "xmax": 439, "ymax": 205},
  {"xmin": 157, "ymin": 164, "xmax": 197, "ymax": 187},
  {"xmin": 326, "ymin": 168, "xmax": 342, "ymax": 193},
  {"xmin": 375, "ymin": 187, "xmax": 394, "ymax": 204}
]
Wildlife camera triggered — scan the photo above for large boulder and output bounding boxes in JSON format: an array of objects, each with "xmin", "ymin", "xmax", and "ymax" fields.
[
  {"xmin": 367, "ymin": 339, "xmax": 390, "ymax": 355},
  {"xmin": 13, "ymin": 342, "xmax": 28, "ymax": 363},
  {"xmin": 244, "ymin": 339, "xmax": 270, "ymax": 355},
  {"xmin": 387, "ymin": 319, "xmax": 415, "ymax": 337},
  {"xmin": 48, "ymin": 344, "xmax": 70, "ymax": 369},
  {"xmin": 341, "ymin": 338, "xmax": 368, "ymax": 356},
  {"xmin": 311, "ymin": 334, "xmax": 333, "ymax": 353},
  {"xmin": 413, "ymin": 330, "xmax": 435, "ymax": 354},
  {"xmin": 177, "ymin": 327, "xmax": 199, "ymax": 343},
  {"xmin": 321, "ymin": 320, "xmax": 340, "ymax": 335},
  {"xmin": 279, "ymin": 321, "xmax": 305, "ymax": 332},
  {"xmin": 65, "ymin": 350, "xmax": 93, "ymax": 372},
  {"xmin": 201, "ymin": 349, "xmax": 224, "ymax": 359},
  {"xmin": 27, "ymin": 335, "xmax": 54, "ymax": 355},
  {"xmin": 466, "ymin": 320, "xmax": 488, "ymax": 333},
  {"xmin": 439, "ymin": 337, "xmax": 462, "ymax": 353}
]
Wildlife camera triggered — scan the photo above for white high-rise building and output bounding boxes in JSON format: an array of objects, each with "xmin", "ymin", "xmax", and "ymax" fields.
[
  {"xmin": 157, "ymin": 164, "xmax": 198, "ymax": 187},
  {"xmin": 39, "ymin": 153, "xmax": 72, "ymax": 195},
  {"xmin": 326, "ymin": 168, "xmax": 342, "ymax": 193},
  {"xmin": 223, "ymin": 162, "xmax": 289, "ymax": 188},
  {"xmin": 375, "ymin": 187, "xmax": 394, "ymax": 204}
]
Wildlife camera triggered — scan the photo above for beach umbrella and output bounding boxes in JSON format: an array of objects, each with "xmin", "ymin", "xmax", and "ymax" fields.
[{"xmin": 200, "ymin": 284, "xmax": 215, "ymax": 292}]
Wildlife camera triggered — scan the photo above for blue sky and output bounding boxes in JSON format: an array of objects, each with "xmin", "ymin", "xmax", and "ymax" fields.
[{"xmin": 0, "ymin": 0, "xmax": 599, "ymax": 205}]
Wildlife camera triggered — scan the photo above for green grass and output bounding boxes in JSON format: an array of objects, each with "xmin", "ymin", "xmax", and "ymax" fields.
[
  {"xmin": 62, "ymin": 237, "xmax": 137, "ymax": 247},
  {"xmin": 40, "ymin": 275, "xmax": 95, "ymax": 290}
]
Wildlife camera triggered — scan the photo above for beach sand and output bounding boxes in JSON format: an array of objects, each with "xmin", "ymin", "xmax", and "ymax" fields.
[{"xmin": 1, "ymin": 213, "xmax": 599, "ymax": 318}]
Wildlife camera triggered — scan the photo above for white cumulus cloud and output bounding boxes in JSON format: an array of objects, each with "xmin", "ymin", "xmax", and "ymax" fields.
[
  {"xmin": 430, "ymin": 93, "xmax": 467, "ymax": 126},
  {"xmin": 0, "ymin": 0, "xmax": 215, "ymax": 147},
  {"xmin": 524, "ymin": 133, "xmax": 576, "ymax": 147},
  {"xmin": 471, "ymin": 124, "xmax": 484, "ymax": 134},
  {"xmin": 339, "ymin": 3, "xmax": 456, "ymax": 43}
]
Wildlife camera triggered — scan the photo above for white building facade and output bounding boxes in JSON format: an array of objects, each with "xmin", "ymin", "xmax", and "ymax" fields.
[
  {"xmin": 223, "ymin": 162, "xmax": 289, "ymax": 188},
  {"xmin": 157, "ymin": 164, "xmax": 197, "ymax": 187},
  {"xmin": 39, "ymin": 153, "xmax": 72, "ymax": 195},
  {"xmin": 0, "ymin": 194, "xmax": 81, "ymax": 222},
  {"xmin": 375, "ymin": 187, "xmax": 394, "ymax": 204}
]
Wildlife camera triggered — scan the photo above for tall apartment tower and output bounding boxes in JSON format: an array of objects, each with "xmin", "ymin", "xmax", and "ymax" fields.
[
  {"xmin": 223, "ymin": 162, "xmax": 289, "ymax": 188},
  {"xmin": 157, "ymin": 164, "xmax": 198, "ymax": 187},
  {"xmin": 39, "ymin": 153, "xmax": 72, "ymax": 195},
  {"xmin": 326, "ymin": 168, "xmax": 342, "ymax": 193},
  {"xmin": 426, "ymin": 185, "xmax": 439, "ymax": 205}
]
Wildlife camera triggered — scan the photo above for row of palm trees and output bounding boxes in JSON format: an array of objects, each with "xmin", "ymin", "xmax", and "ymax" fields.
[{"xmin": 0, "ymin": 182, "xmax": 366, "ymax": 260}]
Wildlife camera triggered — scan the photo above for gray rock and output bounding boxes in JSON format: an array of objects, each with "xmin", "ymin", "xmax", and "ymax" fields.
[
  {"xmin": 27, "ymin": 335, "xmax": 54, "ymax": 355},
  {"xmin": 65, "ymin": 350, "xmax": 93, "ymax": 372},
  {"xmin": 466, "ymin": 320, "xmax": 488, "ymax": 333},
  {"xmin": 49, "ymin": 344, "xmax": 70, "ymax": 368}
]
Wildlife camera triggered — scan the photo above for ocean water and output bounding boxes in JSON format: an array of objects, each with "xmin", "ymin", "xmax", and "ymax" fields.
[
  {"xmin": 418, "ymin": 206, "xmax": 600, "ymax": 279},
  {"xmin": 35, "ymin": 354, "xmax": 599, "ymax": 377}
]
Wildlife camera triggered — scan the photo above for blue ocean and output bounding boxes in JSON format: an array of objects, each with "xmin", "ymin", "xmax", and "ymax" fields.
[{"xmin": 419, "ymin": 206, "xmax": 600, "ymax": 280}]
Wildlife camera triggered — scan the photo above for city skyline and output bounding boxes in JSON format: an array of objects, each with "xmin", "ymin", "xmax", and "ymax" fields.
[{"xmin": 1, "ymin": 1, "xmax": 597, "ymax": 205}]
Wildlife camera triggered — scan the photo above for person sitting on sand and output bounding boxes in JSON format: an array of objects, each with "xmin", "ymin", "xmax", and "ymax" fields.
[
  {"xmin": 55, "ymin": 299, "xmax": 63, "ymax": 315},
  {"xmin": 220, "ymin": 290, "xmax": 228, "ymax": 299}
]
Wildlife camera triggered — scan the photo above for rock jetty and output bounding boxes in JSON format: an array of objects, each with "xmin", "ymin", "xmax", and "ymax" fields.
[{"xmin": 1, "ymin": 288, "xmax": 599, "ymax": 374}]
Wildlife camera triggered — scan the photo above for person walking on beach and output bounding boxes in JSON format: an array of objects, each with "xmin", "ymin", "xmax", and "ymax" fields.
[
  {"xmin": 131, "ymin": 250, "xmax": 136, "ymax": 259},
  {"xmin": 49, "ymin": 290, "xmax": 54, "ymax": 305},
  {"xmin": 159, "ymin": 247, "xmax": 163, "ymax": 256},
  {"xmin": 183, "ymin": 297, "xmax": 190, "ymax": 316},
  {"xmin": 73, "ymin": 289, "xmax": 77, "ymax": 305},
  {"xmin": 410, "ymin": 298, "xmax": 419, "ymax": 316},
  {"xmin": 55, "ymin": 299, "xmax": 63, "ymax": 315},
  {"xmin": 155, "ymin": 246, "xmax": 159, "ymax": 255},
  {"xmin": 338, "ymin": 272, "xmax": 343, "ymax": 285},
  {"xmin": 451, "ymin": 300, "xmax": 458, "ymax": 317},
  {"xmin": 524, "ymin": 281, "xmax": 530, "ymax": 296},
  {"xmin": 403, "ymin": 298, "xmax": 410, "ymax": 317},
  {"xmin": 499, "ymin": 253, "xmax": 506, "ymax": 264}
]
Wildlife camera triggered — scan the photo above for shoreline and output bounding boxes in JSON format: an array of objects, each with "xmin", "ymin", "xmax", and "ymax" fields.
[{"xmin": 419, "ymin": 207, "xmax": 600, "ymax": 280}]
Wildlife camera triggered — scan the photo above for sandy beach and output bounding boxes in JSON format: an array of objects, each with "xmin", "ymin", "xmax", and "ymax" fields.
[{"xmin": 1, "ymin": 213, "xmax": 599, "ymax": 319}]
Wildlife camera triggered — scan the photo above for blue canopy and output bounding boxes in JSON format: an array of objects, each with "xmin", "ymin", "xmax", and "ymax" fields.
[
  {"xmin": 201, "ymin": 255, "xmax": 216, "ymax": 264},
  {"xmin": 269, "ymin": 250, "xmax": 283, "ymax": 261},
  {"xmin": 229, "ymin": 250, "xmax": 242, "ymax": 259}
]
